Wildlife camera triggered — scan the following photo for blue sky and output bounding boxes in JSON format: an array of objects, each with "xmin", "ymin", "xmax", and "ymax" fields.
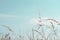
[{"xmin": 0, "ymin": 0, "xmax": 60, "ymax": 35}]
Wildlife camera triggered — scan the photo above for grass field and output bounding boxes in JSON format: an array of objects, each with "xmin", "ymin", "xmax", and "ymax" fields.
[{"xmin": 0, "ymin": 18, "xmax": 60, "ymax": 40}]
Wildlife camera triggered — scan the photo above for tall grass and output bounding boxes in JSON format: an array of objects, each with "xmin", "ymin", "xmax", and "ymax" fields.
[{"xmin": 0, "ymin": 18, "xmax": 60, "ymax": 40}]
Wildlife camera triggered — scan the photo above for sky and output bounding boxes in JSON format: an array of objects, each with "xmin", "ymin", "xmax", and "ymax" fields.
[{"xmin": 0, "ymin": 0, "xmax": 60, "ymax": 35}]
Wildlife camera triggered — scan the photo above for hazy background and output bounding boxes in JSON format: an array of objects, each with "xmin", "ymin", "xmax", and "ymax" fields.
[{"xmin": 0, "ymin": 0, "xmax": 60, "ymax": 35}]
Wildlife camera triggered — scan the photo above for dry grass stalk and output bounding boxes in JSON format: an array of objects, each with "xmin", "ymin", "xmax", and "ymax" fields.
[
  {"xmin": 50, "ymin": 22, "xmax": 57, "ymax": 35},
  {"xmin": 1, "ymin": 34, "xmax": 10, "ymax": 40},
  {"xmin": 47, "ymin": 19, "xmax": 60, "ymax": 25},
  {"xmin": 50, "ymin": 22, "xmax": 55, "ymax": 30},
  {"xmin": 32, "ymin": 29, "xmax": 46, "ymax": 40},
  {"xmin": 32, "ymin": 29, "xmax": 34, "ymax": 40},
  {"xmin": 46, "ymin": 33, "xmax": 52, "ymax": 40},
  {"xmin": 2, "ymin": 25, "xmax": 14, "ymax": 32},
  {"xmin": 27, "ymin": 34, "xmax": 32, "ymax": 40},
  {"xmin": 5, "ymin": 33, "xmax": 9, "ymax": 38}
]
